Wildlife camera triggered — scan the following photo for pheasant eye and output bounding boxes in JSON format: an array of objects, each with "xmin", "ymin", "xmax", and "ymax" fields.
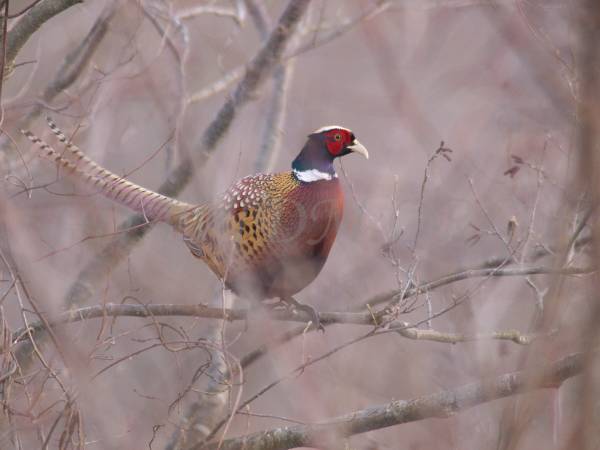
[{"xmin": 333, "ymin": 133, "xmax": 341, "ymax": 141}]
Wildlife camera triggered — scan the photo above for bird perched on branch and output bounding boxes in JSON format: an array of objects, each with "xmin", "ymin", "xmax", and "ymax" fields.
[{"xmin": 22, "ymin": 120, "xmax": 368, "ymax": 330}]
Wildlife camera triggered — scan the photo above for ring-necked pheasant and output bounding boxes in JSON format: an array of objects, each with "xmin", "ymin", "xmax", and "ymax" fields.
[{"xmin": 21, "ymin": 120, "xmax": 368, "ymax": 329}]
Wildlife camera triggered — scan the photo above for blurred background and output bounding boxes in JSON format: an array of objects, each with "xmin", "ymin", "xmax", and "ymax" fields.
[{"xmin": 0, "ymin": 0, "xmax": 595, "ymax": 449}]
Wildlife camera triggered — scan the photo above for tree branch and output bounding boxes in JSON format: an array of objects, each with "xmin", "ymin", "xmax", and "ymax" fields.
[
  {"xmin": 6, "ymin": 0, "xmax": 82, "ymax": 75},
  {"xmin": 3, "ymin": 2, "xmax": 117, "ymax": 173},
  {"xmin": 362, "ymin": 264, "xmax": 594, "ymax": 312},
  {"xmin": 197, "ymin": 351, "xmax": 586, "ymax": 450},
  {"xmin": 187, "ymin": 0, "xmax": 389, "ymax": 104},
  {"xmin": 246, "ymin": 0, "xmax": 295, "ymax": 174},
  {"xmin": 11, "ymin": 301, "xmax": 538, "ymax": 346}
]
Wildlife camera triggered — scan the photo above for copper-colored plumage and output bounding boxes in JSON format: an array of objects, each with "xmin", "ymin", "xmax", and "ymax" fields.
[
  {"xmin": 21, "ymin": 119, "xmax": 368, "ymax": 327},
  {"xmin": 179, "ymin": 172, "xmax": 344, "ymax": 300}
]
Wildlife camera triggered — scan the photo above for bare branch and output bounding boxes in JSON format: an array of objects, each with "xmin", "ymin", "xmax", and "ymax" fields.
[
  {"xmin": 247, "ymin": 0, "xmax": 295, "ymax": 173},
  {"xmin": 254, "ymin": 63, "xmax": 293, "ymax": 173},
  {"xmin": 11, "ymin": 301, "xmax": 541, "ymax": 347},
  {"xmin": 362, "ymin": 264, "xmax": 593, "ymax": 311},
  {"xmin": 187, "ymin": 0, "xmax": 389, "ymax": 105},
  {"xmin": 2, "ymin": 2, "xmax": 116, "ymax": 174},
  {"xmin": 197, "ymin": 351, "xmax": 586, "ymax": 450},
  {"xmin": 6, "ymin": 0, "xmax": 83, "ymax": 75}
]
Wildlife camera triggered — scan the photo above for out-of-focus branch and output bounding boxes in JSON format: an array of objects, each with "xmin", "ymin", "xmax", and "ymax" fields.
[
  {"xmin": 253, "ymin": 63, "xmax": 293, "ymax": 173},
  {"xmin": 361, "ymin": 266, "xmax": 597, "ymax": 309},
  {"xmin": 463, "ymin": 235, "xmax": 591, "ymax": 272},
  {"xmin": 2, "ymin": 2, "xmax": 116, "ymax": 174},
  {"xmin": 166, "ymin": 348, "xmax": 233, "ymax": 450},
  {"xmin": 393, "ymin": 324, "xmax": 537, "ymax": 344},
  {"xmin": 196, "ymin": 351, "xmax": 585, "ymax": 450},
  {"xmin": 165, "ymin": 291, "xmax": 237, "ymax": 450},
  {"xmin": 39, "ymin": 4, "xmax": 114, "ymax": 101},
  {"xmin": 11, "ymin": 302, "xmax": 540, "ymax": 346},
  {"xmin": 64, "ymin": 0, "xmax": 312, "ymax": 308},
  {"xmin": 477, "ymin": 1, "xmax": 574, "ymax": 123},
  {"xmin": 187, "ymin": 1, "xmax": 389, "ymax": 105},
  {"xmin": 288, "ymin": 0, "xmax": 390, "ymax": 57},
  {"xmin": 6, "ymin": 0, "xmax": 82, "ymax": 75},
  {"xmin": 186, "ymin": 65, "xmax": 244, "ymax": 105},
  {"xmin": 176, "ymin": 3, "xmax": 246, "ymax": 25},
  {"xmin": 243, "ymin": 0, "xmax": 269, "ymax": 37},
  {"xmin": 362, "ymin": 264, "xmax": 593, "ymax": 311},
  {"xmin": 246, "ymin": 0, "xmax": 295, "ymax": 173},
  {"xmin": 570, "ymin": 2, "xmax": 600, "ymax": 449},
  {"xmin": 0, "ymin": 1, "xmax": 9, "ymax": 122}
]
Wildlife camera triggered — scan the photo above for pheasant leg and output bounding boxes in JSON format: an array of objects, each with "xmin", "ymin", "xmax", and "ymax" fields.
[{"xmin": 283, "ymin": 297, "xmax": 324, "ymax": 332}]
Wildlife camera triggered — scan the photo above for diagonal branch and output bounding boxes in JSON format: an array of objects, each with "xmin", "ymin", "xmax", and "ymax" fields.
[
  {"xmin": 2, "ymin": 2, "xmax": 117, "ymax": 173},
  {"xmin": 6, "ymin": 0, "xmax": 82, "ymax": 75},
  {"xmin": 197, "ymin": 351, "xmax": 586, "ymax": 450},
  {"xmin": 187, "ymin": 0, "xmax": 389, "ymax": 104}
]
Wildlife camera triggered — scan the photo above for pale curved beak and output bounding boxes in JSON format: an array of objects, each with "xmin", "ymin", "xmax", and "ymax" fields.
[{"xmin": 347, "ymin": 139, "xmax": 369, "ymax": 159}]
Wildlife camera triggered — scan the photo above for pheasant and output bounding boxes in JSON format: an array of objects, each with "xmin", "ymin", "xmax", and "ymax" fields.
[{"xmin": 21, "ymin": 120, "xmax": 368, "ymax": 329}]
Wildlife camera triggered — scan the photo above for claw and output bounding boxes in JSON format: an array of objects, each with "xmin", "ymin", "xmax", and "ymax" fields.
[{"xmin": 284, "ymin": 297, "xmax": 324, "ymax": 332}]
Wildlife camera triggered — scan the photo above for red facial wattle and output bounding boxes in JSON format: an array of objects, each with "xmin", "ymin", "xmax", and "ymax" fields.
[{"xmin": 324, "ymin": 129, "xmax": 352, "ymax": 156}]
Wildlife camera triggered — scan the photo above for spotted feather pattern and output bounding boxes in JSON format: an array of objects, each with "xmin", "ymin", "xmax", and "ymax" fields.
[
  {"xmin": 181, "ymin": 173, "xmax": 299, "ymax": 275},
  {"xmin": 180, "ymin": 171, "xmax": 344, "ymax": 298}
]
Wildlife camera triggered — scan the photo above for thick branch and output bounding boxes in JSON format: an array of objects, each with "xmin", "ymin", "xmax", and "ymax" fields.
[
  {"xmin": 197, "ymin": 351, "xmax": 585, "ymax": 450},
  {"xmin": 6, "ymin": 0, "xmax": 82, "ymax": 74}
]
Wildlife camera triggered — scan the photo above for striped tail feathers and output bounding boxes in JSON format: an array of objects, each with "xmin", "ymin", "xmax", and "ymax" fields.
[{"xmin": 20, "ymin": 118, "xmax": 197, "ymax": 230}]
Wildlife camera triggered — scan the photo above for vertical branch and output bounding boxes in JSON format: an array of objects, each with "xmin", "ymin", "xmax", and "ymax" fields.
[
  {"xmin": 571, "ymin": 1, "xmax": 600, "ymax": 449},
  {"xmin": 0, "ymin": 0, "xmax": 9, "ymax": 125},
  {"xmin": 166, "ymin": 293, "xmax": 236, "ymax": 450},
  {"xmin": 253, "ymin": 62, "xmax": 294, "ymax": 173}
]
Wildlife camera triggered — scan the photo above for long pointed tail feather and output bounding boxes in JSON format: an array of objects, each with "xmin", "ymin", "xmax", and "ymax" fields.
[{"xmin": 21, "ymin": 119, "xmax": 196, "ymax": 231}]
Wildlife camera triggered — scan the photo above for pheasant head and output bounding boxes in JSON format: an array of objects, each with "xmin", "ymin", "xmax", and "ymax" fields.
[{"xmin": 292, "ymin": 126, "xmax": 368, "ymax": 182}]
